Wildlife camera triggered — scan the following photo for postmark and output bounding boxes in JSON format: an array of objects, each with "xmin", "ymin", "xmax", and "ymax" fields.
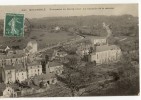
[{"xmin": 4, "ymin": 13, "xmax": 24, "ymax": 37}]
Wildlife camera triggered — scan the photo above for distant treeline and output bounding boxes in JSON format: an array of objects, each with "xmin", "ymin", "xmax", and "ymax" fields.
[{"xmin": 0, "ymin": 14, "xmax": 138, "ymax": 37}]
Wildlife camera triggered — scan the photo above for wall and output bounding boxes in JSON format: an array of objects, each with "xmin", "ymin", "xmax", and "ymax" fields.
[{"xmin": 16, "ymin": 71, "xmax": 27, "ymax": 83}]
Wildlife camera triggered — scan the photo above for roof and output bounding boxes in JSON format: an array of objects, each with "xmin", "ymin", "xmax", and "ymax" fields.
[
  {"xmin": 48, "ymin": 61, "xmax": 62, "ymax": 67},
  {"xmin": 3, "ymin": 65, "xmax": 15, "ymax": 70},
  {"xmin": 86, "ymin": 36, "xmax": 106, "ymax": 40},
  {"xmin": 0, "ymin": 52, "xmax": 26, "ymax": 59},
  {"xmin": 35, "ymin": 73, "xmax": 56, "ymax": 81},
  {"xmin": 96, "ymin": 45, "xmax": 120, "ymax": 52},
  {"xmin": 0, "ymin": 83, "xmax": 19, "ymax": 93},
  {"xmin": 27, "ymin": 61, "xmax": 41, "ymax": 67},
  {"xmin": 25, "ymin": 46, "xmax": 32, "ymax": 51},
  {"xmin": 0, "ymin": 45, "xmax": 7, "ymax": 49},
  {"xmin": 14, "ymin": 64, "xmax": 26, "ymax": 72}
]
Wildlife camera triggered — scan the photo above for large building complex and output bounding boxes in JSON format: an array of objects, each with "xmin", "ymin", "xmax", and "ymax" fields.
[{"xmin": 88, "ymin": 45, "xmax": 122, "ymax": 64}]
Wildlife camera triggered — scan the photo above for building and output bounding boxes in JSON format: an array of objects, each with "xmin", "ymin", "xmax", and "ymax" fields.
[
  {"xmin": 2, "ymin": 65, "xmax": 16, "ymax": 84},
  {"xmin": 25, "ymin": 40, "xmax": 37, "ymax": 54},
  {"xmin": 54, "ymin": 26, "xmax": 60, "ymax": 31},
  {"xmin": 88, "ymin": 45, "xmax": 122, "ymax": 64},
  {"xmin": 15, "ymin": 64, "xmax": 27, "ymax": 83},
  {"xmin": 0, "ymin": 46, "xmax": 10, "ymax": 52},
  {"xmin": 46, "ymin": 61, "xmax": 64, "ymax": 75},
  {"xmin": 27, "ymin": 61, "xmax": 42, "ymax": 78},
  {"xmin": 76, "ymin": 42, "xmax": 94, "ymax": 57},
  {"xmin": 33, "ymin": 73, "xmax": 57, "ymax": 87},
  {"xmin": 0, "ymin": 53, "xmax": 28, "ymax": 67},
  {"xmin": 2, "ymin": 64, "xmax": 27, "ymax": 84},
  {"xmin": 0, "ymin": 83, "xmax": 17, "ymax": 98},
  {"xmin": 90, "ymin": 37, "xmax": 107, "ymax": 46}
]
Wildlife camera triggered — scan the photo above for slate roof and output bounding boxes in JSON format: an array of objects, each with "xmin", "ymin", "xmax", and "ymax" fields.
[
  {"xmin": 96, "ymin": 45, "xmax": 120, "ymax": 52},
  {"xmin": 35, "ymin": 73, "xmax": 56, "ymax": 81},
  {"xmin": 3, "ymin": 65, "xmax": 15, "ymax": 70},
  {"xmin": 27, "ymin": 61, "xmax": 41, "ymax": 67},
  {"xmin": 0, "ymin": 53, "xmax": 26, "ymax": 59}
]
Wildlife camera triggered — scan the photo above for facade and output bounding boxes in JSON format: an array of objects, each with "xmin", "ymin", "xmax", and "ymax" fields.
[
  {"xmin": 0, "ymin": 83, "xmax": 18, "ymax": 98},
  {"xmin": 46, "ymin": 61, "xmax": 64, "ymax": 75},
  {"xmin": 2, "ymin": 66, "xmax": 16, "ymax": 84},
  {"xmin": 0, "ymin": 53, "xmax": 27, "ymax": 67},
  {"xmin": 27, "ymin": 61, "xmax": 42, "ymax": 78},
  {"xmin": 89, "ymin": 45, "xmax": 122, "ymax": 64},
  {"xmin": 15, "ymin": 64, "xmax": 27, "ymax": 83},
  {"xmin": 34, "ymin": 73, "xmax": 57, "ymax": 87},
  {"xmin": 2, "ymin": 64, "xmax": 27, "ymax": 84},
  {"xmin": 76, "ymin": 43, "xmax": 94, "ymax": 57},
  {"xmin": 90, "ymin": 37, "xmax": 107, "ymax": 45}
]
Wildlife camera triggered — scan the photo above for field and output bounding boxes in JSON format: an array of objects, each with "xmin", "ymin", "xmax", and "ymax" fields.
[{"xmin": 0, "ymin": 29, "xmax": 76, "ymax": 50}]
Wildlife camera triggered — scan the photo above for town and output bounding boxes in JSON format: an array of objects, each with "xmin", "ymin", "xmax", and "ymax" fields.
[
  {"xmin": 0, "ymin": 14, "xmax": 139, "ymax": 97},
  {"xmin": 0, "ymin": 21, "xmax": 123, "ymax": 97}
]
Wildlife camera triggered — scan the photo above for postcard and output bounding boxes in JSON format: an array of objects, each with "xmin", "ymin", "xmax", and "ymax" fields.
[{"xmin": 0, "ymin": 4, "xmax": 139, "ymax": 97}]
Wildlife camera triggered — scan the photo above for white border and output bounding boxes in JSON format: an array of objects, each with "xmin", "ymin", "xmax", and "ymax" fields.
[
  {"xmin": 0, "ymin": 0, "xmax": 140, "ymax": 5},
  {"xmin": 0, "ymin": 0, "xmax": 140, "ymax": 100}
]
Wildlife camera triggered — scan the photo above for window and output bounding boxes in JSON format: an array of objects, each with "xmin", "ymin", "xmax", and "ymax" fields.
[
  {"xmin": 47, "ymin": 81, "xmax": 50, "ymax": 84},
  {"xmin": 97, "ymin": 54, "xmax": 98, "ymax": 59}
]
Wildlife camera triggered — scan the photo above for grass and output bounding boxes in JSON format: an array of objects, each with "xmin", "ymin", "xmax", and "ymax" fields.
[{"xmin": 0, "ymin": 29, "xmax": 76, "ymax": 50}]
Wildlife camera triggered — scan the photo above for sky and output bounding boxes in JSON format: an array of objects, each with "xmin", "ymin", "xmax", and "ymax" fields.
[{"xmin": 0, "ymin": 4, "xmax": 138, "ymax": 19}]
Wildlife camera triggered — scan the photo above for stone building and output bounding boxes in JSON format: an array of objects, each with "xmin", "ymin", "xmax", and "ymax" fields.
[
  {"xmin": 27, "ymin": 61, "xmax": 42, "ymax": 78},
  {"xmin": 88, "ymin": 45, "xmax": 122, "ymax": 64},
  {"xmin": 90, "ymin": 36, "xmax": 107, "ymax": 46},
  {"xmin": 46, "ymin": 61, "xmax": 64, "ymax": 75},
  {"xmin": 15, "ymin": 64, "xmax": 27, "ymax": 83},
  {"xmin": 2, "ymin": 65, "xmax": 16, "ymax": 84}
]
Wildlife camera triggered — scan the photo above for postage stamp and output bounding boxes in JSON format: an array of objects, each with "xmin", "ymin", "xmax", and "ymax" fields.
[{"xmin": 4, "ymin": 13, "xmax": 24, "ymax": 37}]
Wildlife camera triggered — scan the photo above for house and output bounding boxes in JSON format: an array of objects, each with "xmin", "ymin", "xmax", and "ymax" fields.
[
  {"xmin": 33, "ymin": 73, "xmax": 57, "ymax": 87},
  {"xmin": 88, "ymin": 45, "xmax": 122, "ymax": 64},
  {"xmin": 2, "ymin": 64, "xmax": 27, "ymax": 84},
  {"xmin": 46, "ymin": 61, "xmax": 64, "ymax": 75},
  {"xmin": 89, "ymin": 36, "xmax": 107, "ymax": 46},
  {"xmin": 0, "ymin": 46, "xmax": 10, "ymax": 52},
  {"xmin": 27, "ymin": 61, "xmax": 42, "ymax": 78},
  {"xmin": 2, "ymin": 65, "xmax": 16, "ymax": 84},
  {"xmin": 25, "ymin": 40, "xmax": 37, "ymax": 54},
  {"xmin": 54, "ymin": 26, "xmax": 60, "ymax": 31},
  {"xmin": 76, "ymin": 42, "xmax": 94, "ymax": 57},
  {"xmin": 15, "ymin": 64, "xmax": 27, "ymax": 83},
  {"xmin": 0, "ymin": 83, "xmax": 18, "ymax": 98},
  {"xmin": 0, "ymin": 53, "xmax": 28, "ymax": 67}
]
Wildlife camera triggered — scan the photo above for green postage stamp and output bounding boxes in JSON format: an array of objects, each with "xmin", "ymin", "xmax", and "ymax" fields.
[{"xmin": 4, "ymin": 13, "xmax": 24, "ymax": 37}]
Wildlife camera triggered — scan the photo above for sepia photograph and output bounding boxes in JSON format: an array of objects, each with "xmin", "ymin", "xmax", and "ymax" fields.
[{"xmin": 0, "ymin": 4, "xmax": 139, "ymax": 97}]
